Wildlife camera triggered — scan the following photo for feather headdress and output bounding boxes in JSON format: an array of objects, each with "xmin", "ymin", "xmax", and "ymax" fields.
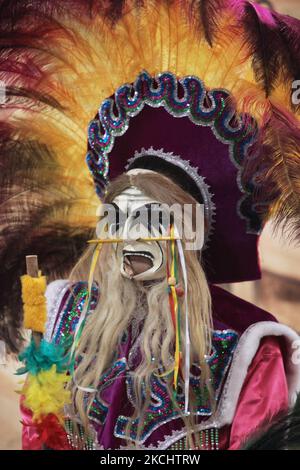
[{"xmin": 0, "ymin": 0, "xmax": 299, "ymax": 352}]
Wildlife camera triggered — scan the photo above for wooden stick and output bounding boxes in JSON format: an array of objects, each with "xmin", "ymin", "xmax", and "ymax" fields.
[
  {"xmin": 26, "ymin": 255, "xmax": 39, "ymax": 278},
  {"xmin": 26, "ymin": 255, "xmax": 43, "ymax": 347}
]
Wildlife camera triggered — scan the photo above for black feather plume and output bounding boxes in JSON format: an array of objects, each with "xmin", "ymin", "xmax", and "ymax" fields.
[
  {"xmin": 197, "ymin": 0, "xmax": 227, "ymax": 46},
  {"xmin": 243, "ymin": 395, "xmax": 300, "ymax": 450},
  {"xmin": 242, "ymin": 2, "xmax": 284, "ymax": 97}
]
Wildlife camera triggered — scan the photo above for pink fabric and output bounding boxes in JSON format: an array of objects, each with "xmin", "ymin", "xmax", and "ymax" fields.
[
  {"xmin": 228, "ymin": 336, "xmax": 289, "ymax": 449},
  {"xmin": 20, "ymin": 397, "xmax": 42, "ymax": 450}
]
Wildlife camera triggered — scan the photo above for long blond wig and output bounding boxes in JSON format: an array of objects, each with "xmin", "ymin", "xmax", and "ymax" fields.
[{"xmin": 69, "ymin": 172, "xmax": 213, "ymax": 448}]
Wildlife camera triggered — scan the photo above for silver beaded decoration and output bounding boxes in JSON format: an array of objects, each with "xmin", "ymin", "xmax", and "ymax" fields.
[
  {"xmin": 200, "ymin": 430, "xmax": 204, "ymax": 449},
  {"xmin": 169, "ymin": 428, "xmax": 220, "ymax": 450},
  {"xmin": 205, "ymin": 429, "xmax": 209, "ymax": 449},
  {"xmin": 65, "ymin": 419, "xmax": 96, "ymax": 450},
  {"xmin": 211, "ymin": 427, "xmax": 215, "ymax": 450},
  {"xmin": 215, "ymin": 427, "xmax": 219, "ymax": 450}
]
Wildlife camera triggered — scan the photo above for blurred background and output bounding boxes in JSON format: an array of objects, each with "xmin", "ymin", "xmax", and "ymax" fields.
[
  {"xmin": 229, "ymin": 0, "xmax": 300, "ymax": 333},
  {"xmin": 0, "ymin": 0, "xmax": 300, "ymax": 451}
]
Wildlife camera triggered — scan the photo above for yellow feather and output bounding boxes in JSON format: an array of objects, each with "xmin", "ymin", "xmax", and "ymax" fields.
[{"xmin": 22, "ymin": 366, "xmax": 71, "ymax": 421}]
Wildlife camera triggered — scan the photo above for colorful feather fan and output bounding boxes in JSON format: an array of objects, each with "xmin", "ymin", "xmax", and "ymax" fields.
[{"xmin": 0, "ymin": 0, "xmax": 299, "ymax": 353}]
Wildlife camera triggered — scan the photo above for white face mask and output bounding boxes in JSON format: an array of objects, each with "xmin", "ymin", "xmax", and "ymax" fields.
[{"xmin": 111, "ymin": 186, "xmax": 168, "ymax": 281}]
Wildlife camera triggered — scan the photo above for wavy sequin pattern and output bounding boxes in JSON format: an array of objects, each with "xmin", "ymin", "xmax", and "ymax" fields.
[{"xmin": 113, "ymin": 329, "xmax": 239, "ymax": 444}]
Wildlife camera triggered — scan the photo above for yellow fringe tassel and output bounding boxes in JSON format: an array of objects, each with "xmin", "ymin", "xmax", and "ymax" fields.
[{"xmin": 21, "ymin": 274, "xmax": 47, "ymax": 333}]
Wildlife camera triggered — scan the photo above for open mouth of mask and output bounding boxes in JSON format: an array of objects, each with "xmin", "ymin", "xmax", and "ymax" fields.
[
  {"xmin": 123, "ymin": 250, "xmax": 154, "ymax": 277},
  {"xmin": 119, "ymin": 238, "xmax": 165, "ymax": 281}
]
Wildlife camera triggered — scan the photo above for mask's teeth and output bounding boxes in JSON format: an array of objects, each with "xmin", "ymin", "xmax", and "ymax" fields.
[{"xmin": 123, "ymin": 252, "xmax": 154, "ymax": 261}]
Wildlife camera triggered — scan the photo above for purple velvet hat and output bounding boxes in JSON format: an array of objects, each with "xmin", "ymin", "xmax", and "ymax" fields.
[{"xmin": 86, "ymin": 71, "xmax": 262, "ymax": 284}]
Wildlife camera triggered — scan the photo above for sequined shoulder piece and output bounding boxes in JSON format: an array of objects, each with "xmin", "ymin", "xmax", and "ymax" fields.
[
  {"xmin": 51, "ymin": 282, "xmax": 99, "ymax": 346},
  {"xmin": 209, "ymin": 329, "xmax": 240, "ymax": 400}
]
